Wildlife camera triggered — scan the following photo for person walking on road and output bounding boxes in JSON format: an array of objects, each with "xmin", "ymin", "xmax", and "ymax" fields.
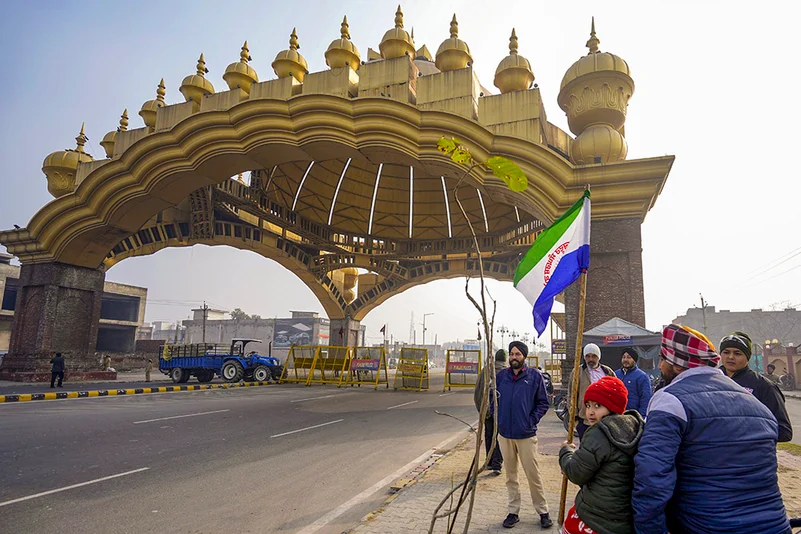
[
  {"xmin": 614, "ymin": 349, "xmax": 652, "ymax": 417},
  {"xmin": 763, "ymin": 363, "xmax": 781, "ymax": 385},
  {"xmin": 50, "ymin": 352, "xmax": 65, "ymax": 388},
  {"xmin": 474, "ymin": 349, "xmax": 506, "ymax": 475},
  {"xmin": 495, "ymin": 340, "xmax": 552, "ymax": 529},
  {"xmin": 633, "ymin": 324, "xmax": 790, "ymax": 534},
  {"xmin": 720, "ymin": 331, "xmax": 793, "ymax": 442},
  {"xmin": 145, "ymin": 358, "xmax": 153, "ymax": 382},
  {"xmin": 569, "ymin": 343, "xmax": 614, "ymax": 440}
]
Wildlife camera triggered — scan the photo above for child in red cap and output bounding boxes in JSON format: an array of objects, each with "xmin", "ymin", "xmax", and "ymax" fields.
[{"xmin": 559, "ymin": 376, "xmax": 644, "ymax": 534}]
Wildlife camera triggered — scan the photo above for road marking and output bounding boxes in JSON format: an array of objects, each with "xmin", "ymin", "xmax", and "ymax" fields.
[
  {"xmin": 439, "ymin": 392, "xmax": 455, "ymax": 397},
  {"xmin": 270, "ymin": 419, "xmax": 344, "ymax": 438},
  {"xmin": 295, "ymin": 421, "xmax": 478, "ymax": 534},
  {"xmin": 386, "ymin": 400, "xmax": 418, "ymax": 410},
  {"xmin": 0, "ymin": 467, "xmax": 150, "ymax": 508},
  {"xmin": 291, "ymin": 393, "xmax": 352, "ymax": 403},
  {"xmin": 132, "ymin": 409, "xmax": 230, "ymax": 424}
]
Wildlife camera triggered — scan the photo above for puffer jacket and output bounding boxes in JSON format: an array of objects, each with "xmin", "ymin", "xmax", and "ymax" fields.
[
  {"xmin": 633, "ymin": 366, "xmax": 789, "ymax": 534},
  {"xmin": 568, "ymin": 363, "xmax": 615, "ymax": 421},
  {"xmin": 473, "ymin": 360, "xmax": 506, "ymax": 416},
  {"xmin": 614, "ymin": 365, "xmax": 652, "ymax": 416},
  {"xmin": 495, "ymin": 366, "xmax": 549, "ymax": 439},
  {"xmin": 559, "ymin": 410, "xmax": 644, "ymax": 534}
]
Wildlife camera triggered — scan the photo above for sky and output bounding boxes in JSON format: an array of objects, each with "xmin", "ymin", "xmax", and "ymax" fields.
[{"xmin": 1, "ymin": 0, "xmax": 800, "ymax": 348}]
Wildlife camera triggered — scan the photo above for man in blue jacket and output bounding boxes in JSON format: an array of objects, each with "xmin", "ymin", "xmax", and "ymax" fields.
[
  {"xmin": 633, "ymin": 324, "xmax": 790, "ymax": 534},
  {"xmin": 496, "ymin": 340, "xmax": 552, "ymax": 530},
  {"xmin": 614, "ymin": 349, "xmax": 652, "ymax": 416}
]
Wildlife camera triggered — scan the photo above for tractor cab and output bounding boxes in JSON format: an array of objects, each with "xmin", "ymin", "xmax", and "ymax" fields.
[{"xmin": 230, "ymin": 338, "xmax": 263, "ymax": 359}]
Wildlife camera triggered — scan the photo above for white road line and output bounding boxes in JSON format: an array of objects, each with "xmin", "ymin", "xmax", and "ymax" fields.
[
  {"xmin": 132, "ymin": 409, "xmax": 230, "ymax": 424},
  {"xmin": 270, "ymin": 419, "xmax": 344, "ymax": 438},
  {"xmin": 386, "ymin": 400, "xmax": 418, "ymax": 410},
  {"xmin": 291, "ymin": 393, "xmax": 352, "ymax": 403},
  {"xmin": 0, "ymin": 467, "xmax": 150, "ymax": 508},
  {"xmin": 439, "ymin": 392, "xmax": 455, "ymax": 397},
  {"xmin": 295, "ymin": 421, "xmax": 478, "ymax": 534}
]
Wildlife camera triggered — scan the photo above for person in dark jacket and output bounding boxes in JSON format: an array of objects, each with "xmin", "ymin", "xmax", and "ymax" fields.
[
  {"xmin": 560, "ymin": 376, "xmax": 644, "ymax": 534},
  {"xmin": 474, "ymin": 349, "xmax": 507, "ymax": 474},
  {"xmin": 50, "ymin": 352, "xmax": 65, "ymax": 388},
  {"xmin": 568, "ymin": 343, "xmax": 615, "ymax": 440},
  {"xmin": 614, "ymin": 349, "xmax": 652, "ymax": 416},
  {"xmin": 633, "ymin": 324, "xmax": 790, "ymax": 534},
  {"xmin": 719, "ymin": 331, "xmax": 792, "ymax": 442},
  {"xmin": 495, "ymin": 340, "xmax": 552, "ymax": 529}
]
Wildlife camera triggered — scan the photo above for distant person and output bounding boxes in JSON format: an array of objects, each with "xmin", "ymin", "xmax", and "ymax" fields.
[
  {"xmin": 614, "ymin": 349, "xmax": 652, "ymax": 416},
  {"xmin": 568, "ymin": 343, "xmax": 614, "ymax": 440},
  {"xmin": 145, "ymin": 358, "xmax": 153, "ymax": 382},
  {"xmin": 50, "ymin": 352, "xmax": 65, "ymax": 388},
  {"xmin": 720, "ymin": 331, "xmax": 792, "ymax": 442},
  {"xmin": 474, "ymin": 349, "xmax": 506, "ymax": 475},
  {"xmin": 763, "ymin": 363, "xmax": 781, "ymax": 385},
  {"xmin": 103, "ymin": 354, "xmax": 112, "ymax": 371},
  {"xmin": 633, "ymin": 325, "xmax": 790, "ymax": 533},
  {"xmin": 495, "ymin": 341, "xmax": 552, "ymax": 529}
]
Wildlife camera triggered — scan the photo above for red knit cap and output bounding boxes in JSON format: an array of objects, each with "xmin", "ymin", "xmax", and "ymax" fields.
[{"xmin": 583, "ymin": 376, "xmax": 628, "ymax": 415}]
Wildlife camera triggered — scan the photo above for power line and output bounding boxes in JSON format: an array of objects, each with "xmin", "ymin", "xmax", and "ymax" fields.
[{"xmin": 744, "ymin": 248, "xmax": 801, "ymax": 282}]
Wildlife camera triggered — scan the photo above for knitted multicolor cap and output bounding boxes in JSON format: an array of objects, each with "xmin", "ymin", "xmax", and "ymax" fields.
[{"xmin": 661, "ymin": 324, "xmax": 720, "ymax": 369}]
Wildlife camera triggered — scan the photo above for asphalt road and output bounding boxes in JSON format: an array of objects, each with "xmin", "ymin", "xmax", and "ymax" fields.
[{"xmin": 0, "ymin": 375, "xmax": 480, "ymax": 533}]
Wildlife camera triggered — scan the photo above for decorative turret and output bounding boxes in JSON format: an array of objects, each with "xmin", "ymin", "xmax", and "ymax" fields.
[
  {"xmin": 435, "ymin": 14, "xmax": 472, "ymax": 72},
  {"xmin": 341, "ymin": 267, "xmax": 359, "ymax": 304},
  {"xmin": 42, "ymin": 124, "xmax": 94, "ymax": 198},
  {"xmin": 379, "ymin": 5, "xmax": 415, "ymax": 59},
  {"xmin": 272, "ymin": 29, "xmax": 309, "ymax": 83},
  {"xmin": 557, "ymin": 18, "xmax": 634, "ymax": 164},
  {"xmin": 99, "ymin": 109, "xmax": 129, "ymax": 158},
  {"xmin": 180, "ymin": 53, "xmax": 215, "ymax": 103},
  {"xmin": 223, "ymin": 41, "xmax": 259, "ymax": 94},
  {"xmin": 493, "ymin": 29, "xmax": 535, "ymax": 94},
  {"xmin": 325, "ymin": 16, "xmax": 360, "ymax": 71},
  {"xmin": 139, "ymin": 79, "xmax": 166, "ymax": 128}
]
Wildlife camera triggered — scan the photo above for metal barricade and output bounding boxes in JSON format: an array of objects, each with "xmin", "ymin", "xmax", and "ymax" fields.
[
  {"xmin": 444, "ymin": 349, "xmax": 481, "ymax": 391},
  {"xmin": 346, "ymin": 346, "xmax": 390, "ymax": 389},
  {"xmin": 393, "ymin": 348, "xmax": 429, "ymax": 391}
]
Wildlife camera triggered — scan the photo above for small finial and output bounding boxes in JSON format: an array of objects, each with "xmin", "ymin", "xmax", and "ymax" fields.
[
  {"xmin": 156, "ymin": 78, "xmax": 166, "ymax": 103},
  {"xmin": 394, "ymin": 5, "xmax": 404, "ymax": 28},
  {"xmin": 289, "ymin": 28, "xmax": 299, "ymax": 50},
  {"xmin": 449, "ymin": 14, "xmax": 458, "ymax": 38},
  {"xmin": 509, "ymin": 28, "xmax": 519, "ymax": 55},
  {"xmin": 340, "ymin": 16, "xmax": 350, "ymax": 40},
  {"xmin": 240, "ymin": 41, "xmax": 252, "ymax": 63},
  {"xmin": 411, "ymin": 27, "xmax": 415, "ymax": 41},
  {"xmin": 119, "ymin": 109, "xmax": 129, "ymax": 131},
  {"xmin": 196, "ymin": 53, "xmax": 209, "ymax": 76},
  {"xmin": 586, "ymin": 17, "xmax": 600, "ymax": 53},
  {"xmin": 75, "ymin": 123, "xmax": 87, "ymax": 153}
]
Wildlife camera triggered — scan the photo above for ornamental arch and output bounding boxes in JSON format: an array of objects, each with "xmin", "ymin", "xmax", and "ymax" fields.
[{"xmin": 0, "ymin": 11, "xmax": 672, "ymax": 378}]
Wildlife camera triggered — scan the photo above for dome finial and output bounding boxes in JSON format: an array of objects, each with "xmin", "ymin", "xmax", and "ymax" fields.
[
  {"xmin": 196, "ymin": 53, "xmax": 209, "ymax": 76},
  {"xmin": 289, "ymin": 28, "xmax": 300, "ymax": 51},
  {"xmin": 394, "ymin": 5, "xmax": 404, "ymax": 28},
  {"xmin": 156, "ymin": 78, "xmax": 166, "ymax": 103},
  {"xmin": 240, "ymin": 41, "xmax": 252, "ymax": 62},
  {"xmin": 119, "ymin": 109, "xmax": 129, "ymax": 131},
  {"xmin": 75, "ymin": 123, "xmax": 87, "ymax": 153},
  {"xmin": 340, "ymin": 16, "xmax": 350, "ymax": 39},
  {"xmin": 450, "ymin": 14, "xmax": 458, "ymax": 38},
  {"xmin": 509, "ymin": 28, "xmax": 519, "ymax": 54},
  {"xmin": 493, "ymin": 28, "xmax": 534, "ymax": 93},
  {"xmin": 586, "ymin": 17, "xmax": 600, "ymax": 54}
]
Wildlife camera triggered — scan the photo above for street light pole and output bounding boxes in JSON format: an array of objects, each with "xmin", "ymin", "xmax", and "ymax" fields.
[
  {"xmin": 497, "ymin": 325, "xmax": 509, "ymax": 348},
  {"xmin": 422, "ymin": 313, "xmax": 434, "ymax": 346}
]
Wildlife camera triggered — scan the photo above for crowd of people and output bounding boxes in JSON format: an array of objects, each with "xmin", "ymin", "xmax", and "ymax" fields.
[{"xmin": 476, "ymin": 325, "xmax": 794, "ymax": 533}]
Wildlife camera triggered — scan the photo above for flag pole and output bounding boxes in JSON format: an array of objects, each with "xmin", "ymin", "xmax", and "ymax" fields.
[{"xmin": 557, "ymin": 269, "xmax": 588, "ymax": 525}]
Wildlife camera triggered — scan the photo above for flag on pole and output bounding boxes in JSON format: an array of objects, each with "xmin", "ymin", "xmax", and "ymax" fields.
[
  {"xmin": 380, "ymin": 324, "xmax": 386, "ymax": 335},
  {"xmin": 514, "ymin": 190, "xmax": 591, "ymax": 336}
]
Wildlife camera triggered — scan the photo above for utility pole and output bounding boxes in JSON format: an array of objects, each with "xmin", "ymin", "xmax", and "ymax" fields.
[
  {"xmin": 202, "ymin": 301, "xmax": 209, "ymax": 343},
  {"xmin": 699, "ymin": 294, "xmax": 708, "ymax": 335},
  {"xmin": 422, "ymin": 313, "xmax": 434, "ymax": 346}
]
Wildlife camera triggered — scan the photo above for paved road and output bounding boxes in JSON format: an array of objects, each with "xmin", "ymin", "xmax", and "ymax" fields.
[{"xmin": 0, "ymin": 376, "xmax": 479, "ymax": 533}]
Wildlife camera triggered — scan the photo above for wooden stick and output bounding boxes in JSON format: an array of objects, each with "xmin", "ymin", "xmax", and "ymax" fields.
[{"xmin": 557, "ymin": 270, "xmax": 588, "ymax": 525}]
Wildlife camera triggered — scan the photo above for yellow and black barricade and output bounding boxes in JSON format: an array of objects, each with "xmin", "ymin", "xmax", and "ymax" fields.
[
  {"xmin": 279, "ymin": 345, "xmax": 319, "ymax": 384},
  {"xmin": 347, "ymin": 346, "xmax": 390, "ymax": 389},
  {"xmin": 443, "ymin": 349, "xmax": 482, "ymax": 391},
  {"xmin": 306, "ymin": 345, "xmax": 352, "ymax": 387},
  {"xmin": 393, "ymin": 347, "xmax": 429, "ymax": 391}
]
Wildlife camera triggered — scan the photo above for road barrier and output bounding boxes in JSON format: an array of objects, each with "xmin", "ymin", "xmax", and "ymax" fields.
[
  {"xmin": 347, "ymin": 346, "xmax": 390, "ymax": 390},
  {"xmin": 307, "ymin": 346, "xmax": 352, "ymax": 386},
  {"xmin": 393, "ymin": 348, "xmax": 429, "ymax": 391},
  {"xmin": 443, "ymin": 349, "xmax": 481, "ymax": 391},
  {"xmin": 279, "ymin": 345, "xmax": 319, "ymax": 384}
]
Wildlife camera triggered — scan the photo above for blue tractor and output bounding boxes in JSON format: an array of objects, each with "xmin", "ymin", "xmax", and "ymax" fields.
[{"xmin": 159, "ymin": 338, "xmax": 282, "ymax": 383}]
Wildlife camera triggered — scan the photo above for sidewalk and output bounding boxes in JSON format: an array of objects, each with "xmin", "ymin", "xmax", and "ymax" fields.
[{"xmin": 349, "ymin": 414, "xmax": 801, "ymax": 533}]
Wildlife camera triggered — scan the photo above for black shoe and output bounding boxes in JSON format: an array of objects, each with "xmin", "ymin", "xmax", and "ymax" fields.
[
  {"xmin": 540, "ymin": 513, "xmax": 553, "ymax": 528},
  {"xmin": 491, "ymin": 468, "xmax": 502, "ymax": 476},
  {"xmin": 503, "ymin": 514, "xmax": 519, "ymax": 528},
  {"xmin": 57, "ymin": 385, "xmax": 63, "ymax": 388}
]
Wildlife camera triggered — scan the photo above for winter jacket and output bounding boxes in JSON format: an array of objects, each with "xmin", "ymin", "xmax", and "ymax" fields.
[
  {"xmin": 50, "ymin": 355, "xmax": 65, "ymax": 373},
  {"xmin": 496, "ymin": 366, "xmax": 549, "ymax": 439},
  {"xmin": 559, "ymin": 410, "xmax": 644, "ymax": 534},
  {"xmin": 633, "ymin": 366, "xmax": 789, "ymax": 534},
  {"xmin": 614, "ymin": 366, "xmax": 652, "ymax": 416},
  {"xmin": 568, "ymin": 363, "xmax": 615, "ymax": 421},
  {"xmin": 729, "ymin": 367, "xmax": 793, "ymax": 442},
  {"xmin": 473, "ymin": 360, "xmax": 506, "ymax": 416}
]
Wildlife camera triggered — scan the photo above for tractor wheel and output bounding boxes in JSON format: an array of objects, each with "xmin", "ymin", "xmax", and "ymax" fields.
[
  {"xmin": 253, "ymin": 365, "xmax": 271, "ymax": 382},
  {"xmin": 197, "ymin": 370, "xmax": 214, "ymax": 383},
  {"xmin": 171, "ymin": 367, "xmax": 187, "ymax": 384},
  {"xmin": 271, "ymin": 366, "xmax": 284, "ymax": 381},
  {"xmin": 221, "ymin": 361, "xmax": 245, "ymax": 382}
]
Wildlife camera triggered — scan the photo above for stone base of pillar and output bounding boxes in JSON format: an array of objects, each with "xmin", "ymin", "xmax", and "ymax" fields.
[
  {"xmin": 329, "ymin": 318, "xmax": 361, "ymax": 348},
  {"xmin": 0, "ymin": 370, "xmax": 118, "ymax": 383}
]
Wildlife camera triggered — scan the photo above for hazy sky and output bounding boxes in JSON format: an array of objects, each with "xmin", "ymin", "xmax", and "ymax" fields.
[{"xmin": 2, "ymin": 1, "xmax": 800, "ymax": 347}]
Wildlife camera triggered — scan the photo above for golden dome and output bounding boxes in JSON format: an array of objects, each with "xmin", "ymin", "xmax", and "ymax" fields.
[
  {"xmin": 139, "ymin": 79, "xmax": 166, "ymax": 128},
  {"xmin": 180, "ymin": 53, "xmax": 215, "ymax": 103},
  {"xmin": 223, "ymin": 41, "xmax": 259, "ymax": 94},
  {"xmin": 571, "ymin": 124, "xmax": 628, "ymax": 165},
  {"xmin": 493, "ymin": 29, "xmax": 534, "ymax": 94},
  {"xmin": 435, "ymin": 15, "xmax": 472, "ymax": 72},
  {"xmin": 99, "ymin": 109, "xmax": 129, "ymax": 159},
  {"xmin": 42, "ymin": 124, "xmax": 94, "ymax": 198},
  {"xmin": 325, "ymin": 16, "xmax": 361, "ymax": 71},
  {"xmin": 559, "ymin": 18, "xmax": 631, "ymax": 91},
  {"xmin": 272, "ymin": 29, "xmax": 309, "ymax": 83},
  {"xmin": 379, "ymin": 5, "xmax": 415, "ymax": 59}
]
